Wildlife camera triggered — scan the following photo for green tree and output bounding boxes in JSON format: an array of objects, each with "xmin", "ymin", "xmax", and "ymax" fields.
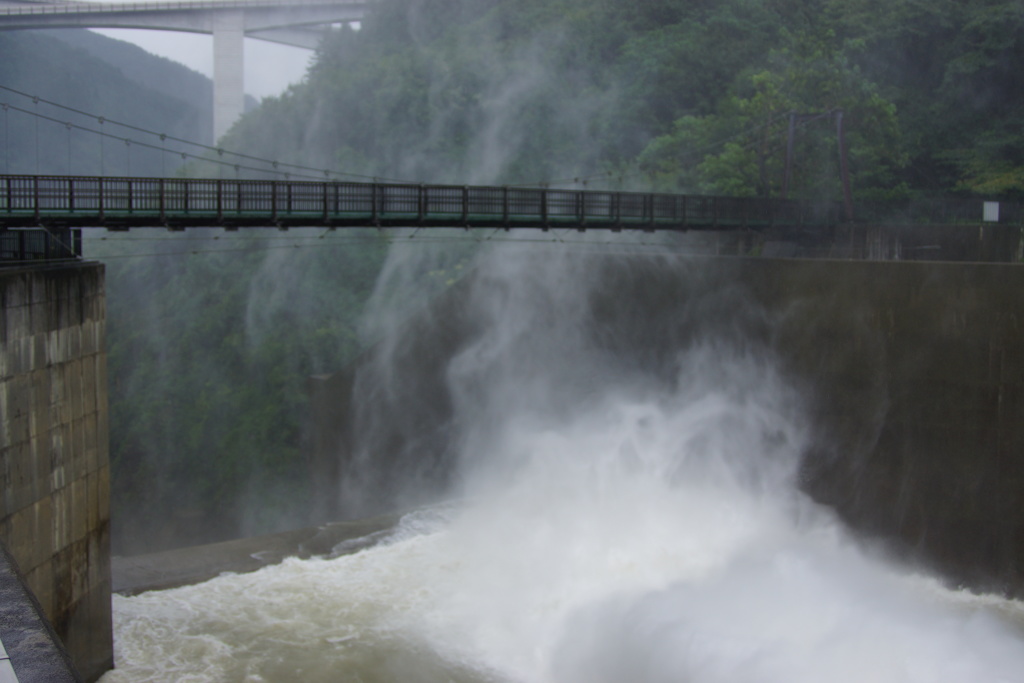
[{"xmin": 637, "ymin": 28, "xmax": 903, "ymax": 199}]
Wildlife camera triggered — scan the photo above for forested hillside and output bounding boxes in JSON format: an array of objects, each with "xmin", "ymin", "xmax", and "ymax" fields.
[
  {"xmin": 40, "ymin": 29, "xmax": 216, "ymax": 145},
  {"xmin": 228, "ymin": 0, "xmax": 1024, "ymax": 199},
  {"xmin": 6, "ymin": 1, "xmax": 1024, "ymax": 554},
  {"xmin": 0, "ymin": 29, "xmax": 211, "ymax": 175}
]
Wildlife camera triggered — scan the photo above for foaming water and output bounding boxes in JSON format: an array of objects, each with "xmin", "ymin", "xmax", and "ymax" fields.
[
  {"xmin": 102, "ymin": 246, "xmax": 1024, "ymax": 682},
  {"xmin": 101, "ymin": 366, "xmax": 1024, "ymax": 683}
]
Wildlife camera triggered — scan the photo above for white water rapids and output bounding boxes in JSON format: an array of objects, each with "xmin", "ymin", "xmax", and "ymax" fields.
[{"xmin": 100, "ymin": 245, "xmax": 1024, "ymax": 682}]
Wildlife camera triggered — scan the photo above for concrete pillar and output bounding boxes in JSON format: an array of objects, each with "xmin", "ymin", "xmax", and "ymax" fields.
[
  {"xmin": 213, "ymin": 10, "xmax": 245, "ymax": 141},
  {"xmin": 0, "ymin": 263, "xmax": 111, "ymax": 682}
]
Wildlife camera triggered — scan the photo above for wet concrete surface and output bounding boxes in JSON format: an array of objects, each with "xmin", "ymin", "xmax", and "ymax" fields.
[
  {"xmin": 112, "ymin": 515, "xmax": 401, "ymax": 596},
  {"xmin": 0, "ymin": 543, "xmax": 80, "ymax": 683}
]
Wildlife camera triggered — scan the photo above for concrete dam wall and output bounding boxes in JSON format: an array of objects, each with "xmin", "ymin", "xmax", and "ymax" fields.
[
  {"xmin": 0, "ymin": 264, "xmax": 110, "ymax": 682},
  {"xmin": 314, "ymin": 254, "xmax": 1024, "ymax": 597}
]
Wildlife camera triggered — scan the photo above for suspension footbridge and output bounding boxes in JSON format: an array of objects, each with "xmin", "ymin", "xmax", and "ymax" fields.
[{"xmin": 0, "ymin": 172, "xmax": 1019, "ymax": 262}]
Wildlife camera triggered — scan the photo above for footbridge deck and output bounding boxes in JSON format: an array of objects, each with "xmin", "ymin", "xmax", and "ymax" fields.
[{"xmin": 2, "ymin": 174, "xmax": 1015, "ymax": 233}]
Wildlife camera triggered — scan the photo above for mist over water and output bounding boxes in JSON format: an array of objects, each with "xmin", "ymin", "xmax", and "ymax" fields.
[{"xmin": 102, "ymin": 240, "xmax": 1024, "ymax": 683}]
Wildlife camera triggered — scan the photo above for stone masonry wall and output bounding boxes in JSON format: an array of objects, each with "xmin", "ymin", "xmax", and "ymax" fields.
[{"xmin": 0, "ymin": 264, "xmax": 110, "ymax": 682}]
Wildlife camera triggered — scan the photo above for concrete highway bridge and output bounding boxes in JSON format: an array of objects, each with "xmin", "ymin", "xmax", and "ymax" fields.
[{"xmin": 0, "ymin": 0, "xmax": 369, "ymax": 138}]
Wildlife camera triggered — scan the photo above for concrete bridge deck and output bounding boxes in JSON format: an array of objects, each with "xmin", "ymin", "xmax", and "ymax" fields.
[{"xmin": 0, "ymin": 0, "xmax": 366, "ymax": 45}]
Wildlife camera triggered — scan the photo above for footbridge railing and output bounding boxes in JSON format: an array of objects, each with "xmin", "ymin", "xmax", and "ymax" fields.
[
  {"xmin": 0, "ymin": 174, "xmax": 842, "ymax": 232},
  {"xmin": 0, "ymin": 174, "xmax": 1019, "ymax": 235}
]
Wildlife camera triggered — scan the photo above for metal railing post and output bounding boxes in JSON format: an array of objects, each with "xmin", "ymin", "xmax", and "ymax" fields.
[
  {"xmin": 158, "ymin": 178, "xmax": 165, "ymax": 224},
  {"xmin": 322, "ymin": 182, "xmax": 329, "ymax": 223},
  {"xmin": 216, "ymin": 179, "xmax": 224, "ymax": 223},
  {"xmin": 540, "ymin": 189, "xmax": 548, "ymax": 231}
]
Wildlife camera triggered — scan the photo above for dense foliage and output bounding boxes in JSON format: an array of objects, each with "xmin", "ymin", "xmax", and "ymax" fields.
[
  {"xmin": 90, "ymin": 230, "xmax": 388, "ymax": 552},
  {"xmin": 228, "ymin": 0, "xmax": 1024, "ymax": 199}
]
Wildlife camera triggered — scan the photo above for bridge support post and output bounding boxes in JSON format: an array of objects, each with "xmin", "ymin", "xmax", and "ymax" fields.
[{"xmin": 213, "ymin": 10, "xmax": 245, "ymax": 142}]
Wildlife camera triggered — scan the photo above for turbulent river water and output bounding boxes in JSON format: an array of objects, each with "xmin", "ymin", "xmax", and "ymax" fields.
[
  {"xmin": 100, "ymin": 243, "xmax": 1024, "ymax": 682},
  {"xmin": 98, "ymin": 428, "xmax": 1024, "ymax": 683}
]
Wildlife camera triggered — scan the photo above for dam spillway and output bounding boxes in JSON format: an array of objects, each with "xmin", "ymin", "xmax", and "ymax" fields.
[
  {"xmin": 101, "ymin": 242, "xmax": 1024, "ymax": 682},
  {"xmin": 314, "ymin": 248, "xmax": 1024, "ymax": 596}
]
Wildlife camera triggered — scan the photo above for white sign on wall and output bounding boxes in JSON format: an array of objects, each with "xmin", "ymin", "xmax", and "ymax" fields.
[{"xmin": 983, "ymin": 201, "xmax": 1000, "ymax": 222}]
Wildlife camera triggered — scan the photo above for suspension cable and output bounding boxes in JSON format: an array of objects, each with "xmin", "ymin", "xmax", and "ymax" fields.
[
  {"xmin": 0, "ymin": 83, "xmax": 801, "ymax": 190},
  {"xmin": 0, "ymin": 83, "xmax": 416, "ymax": 183}
]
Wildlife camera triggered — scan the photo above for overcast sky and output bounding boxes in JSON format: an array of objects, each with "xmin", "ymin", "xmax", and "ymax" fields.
[{"xmin": 92, "ymin": 28, "xmax": 315, "ymax": 100}]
